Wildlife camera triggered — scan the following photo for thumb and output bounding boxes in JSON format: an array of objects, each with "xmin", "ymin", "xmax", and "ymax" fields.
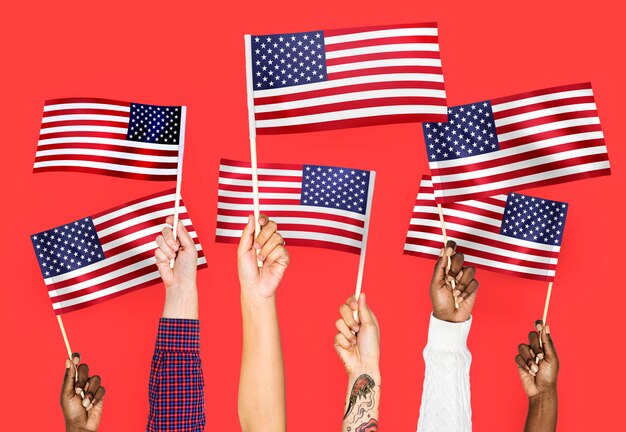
[
  {"xmin": 62, "ymin": 359, "xmax": 77, "ymax": 399},
  {"xmin": 541, "ymin": 325, "xmax": 557, "ymax": 362},
  {"xmin": 175, "ymin": 220, "xmax": 195, "ymax": 250},
  {"xmin": 237, "ymin": 215, "xmax": 255, "ymax": 256},
  {"xmin": 357, "ymin": 293, "xmax": 376, "ymax": 327}
]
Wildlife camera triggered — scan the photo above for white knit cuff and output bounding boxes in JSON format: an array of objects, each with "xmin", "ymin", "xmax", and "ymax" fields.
[{"xmin": 426, "ymin": 313, "xmax": 472, "ymax": 351}]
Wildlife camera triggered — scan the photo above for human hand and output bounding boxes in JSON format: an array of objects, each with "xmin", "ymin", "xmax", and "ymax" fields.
[
  {"xmin": 155, "ymin": 216, "xmax": 199, "ymax": 319},
  {"xmin": 430, "ymin": 241, "xmax": 479, "ymax": 323},
  {"xmin": 238, "ymin": 214, "xmax": 289, "ymax": 300},
  {"xmin": 516, "ymin": 320, "xmax": 559, "ymax": 399},
  {"xmin": 61, "ymin": 353, "xmax": 105, "ymax": 432},
  {"xmin": 334, "ymin": 293, "xmax": 380, "ymax": 378}
]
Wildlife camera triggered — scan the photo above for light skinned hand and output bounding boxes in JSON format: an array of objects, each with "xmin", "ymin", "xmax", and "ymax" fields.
[
  {"xmin": 431, "ymin": 240, "xmax": 479, "ymax": 322},
  {"xmin": 238, "ymin": 214, "xmax": 290, "ymax": 299},
  {"xmin": 154, "ymin": 216, "xmax": 198, "ymax": 291},
  {"xmin": 334, "ymin": 293, "xmax": 380, "ymax": 377},
  {"xmin": 516, "ymin": 320, "xmax": 559, "ymax": 399},
  {"xmin": 61, "ymin": 353, "xmax": 105, "ymax": 432}
]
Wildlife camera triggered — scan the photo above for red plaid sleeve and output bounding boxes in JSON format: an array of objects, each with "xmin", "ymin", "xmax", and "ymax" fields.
[{"xmin": 147, "ymin": 318, "xmax": 205, "ymax": 431}]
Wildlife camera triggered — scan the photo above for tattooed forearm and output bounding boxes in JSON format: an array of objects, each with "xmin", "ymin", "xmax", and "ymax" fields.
[{"xmin": 342, "ymin": 374, "xmax": 380, "ymax": 432}]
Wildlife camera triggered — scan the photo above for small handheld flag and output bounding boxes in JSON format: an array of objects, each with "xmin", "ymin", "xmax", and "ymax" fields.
[{"xmin": 422, "ymin": 83, "xmax": 610, "ymax": 203}]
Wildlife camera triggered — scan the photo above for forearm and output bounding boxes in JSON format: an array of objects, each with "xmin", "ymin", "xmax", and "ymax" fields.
[
  {"xmin": 162, "ymin": 284, "xmax": 198, "ymax": 319},
  {"xmin": 147, "ymin": 319, "xmax": 205, "ymax": 431},
  {"xmin": 342, "ymin": 370, "xmax": 381, "ymax": 431},
  {"xmin": 238, "ymin": 293, "xmax": 286, "ymax": 432},
  {"xmin": 417, "ymin": 314, "xmax": 472, "ymax": 432},
  {"xmin": 525, "ymin": 391, "xmax": 558, "ymax": 432}
]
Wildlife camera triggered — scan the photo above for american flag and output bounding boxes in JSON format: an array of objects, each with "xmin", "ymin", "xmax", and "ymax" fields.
[
  {"xmin": 215, "ymin": 159, "xmax": 375, "ymax": 254},
  {"xmin": 34, "ymin": 98, "xmax": 184, "ymax": 180},
  {"xmin": 247, "ymin": 23, "xmax": 447, "ymax": 134},
  {"xmin": 404, "ymin": 175, "xmax": 568, "ymax": 281},
  {"xmin": 423, "ymin": 83, "xmax": 610, "ymax": 204},
  {"xmin": 30, "ymin": 189, "xmax": 206, "ymax": 314}
]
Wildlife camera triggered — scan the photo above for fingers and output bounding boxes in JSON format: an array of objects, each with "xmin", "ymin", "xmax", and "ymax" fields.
[
  {"xmin": 155, "ymin": 248, "xmax": 172, "ymax": 279},
  {"xmin": 88, "ymin": 386, "xmax": 106, "ymax": 411},
  {"xmin": 540, "ymin": 324, "xmax": 557, "ymax": 362},
  {"xmin": 172, "ymin": 218, "xmax": 195, "ymax": 249},
  {"xmin": 61, "ymin": 353, "xmax": 79, "ymax": 399},
  {"xmin": 334, "ymin": 332, "xmax": 353, "ymax": 351},
  {"xmin": 237, "ymin": 215, "xmax": 255, "ymax": 255},
  {"xmin": 431, "ymin": 241, "xmax": 457, "ymax": 287},
  {"xmin": 518, "ymin": 343, "xmax": 539, "ymax": 375},
  {"xmin": 75, "ymin": 363, "xmax": 89, "ymax": 395},
  {"xmin": 254, "ymin": 219, "xmax": 278, "ymax": 250},
  {"xmin": 339, "ymin": 301, "xmax": 360, "ymax": 333},
  {"xmin": 82, "ymin": 375, "xmax": 101, "ymax": 409},
  {"xmin": 357, "ymin": 293, "xmax": 377, "ymax": 328},
  {"xmin": 528, "ymin": 331, "xmax": 543, "ymax": 362},
  {"xmin": 335, "ymin": 319, "xmax": 356, "ymax": 346},
  {"xmin": 258, "ymin": 231, "xmax": 284, "ymax": 262},
  {"xmin": 160, "ymin": 223, "xmax": 180, "ymax": 254},
  {"xmin": 448, "ymin": 252, "xmax": 465, "ymax": 279},
  {"xmin": 264, "ymin": 244, "xmax": 289, "ymax": 267},
  {"xmin": 454, "ymin": 266, "xmax": 476, "ymax": 303},
  {"xmin": 156, "ymin": 235, "xmax": 177, "ymax": 260}
]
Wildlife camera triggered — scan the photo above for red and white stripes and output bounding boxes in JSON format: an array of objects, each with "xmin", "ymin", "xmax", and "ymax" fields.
[
  {"xmin": 429, "ymin": 83, "xmax": 610, "ymax": 203},
  {"xmin": 252, "ymin": 23, "xmax": 448, "ymax": 134},
  {"xmin": 404, "ymin": 176, "xmax": 560, "ymax": 281},
  {"xmin": 46, "ymin": 190, "xmax": 206, "ymax": 314},
  {"xmin": 34, "ymin": 98, "xmax": 180, "ymax": 180},
  {"xmin": 215, "ymin": 159, "xmax": 367, "ymax": 254}
]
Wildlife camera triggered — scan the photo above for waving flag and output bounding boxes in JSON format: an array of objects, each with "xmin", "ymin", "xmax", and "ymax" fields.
[
  {"xmin": 30, "ymin": 190, "xmax": 206, "ymax": 314},
  {"xmin": 34, "ymin": 98, "xmax": 185, "ymax": 180},
  {"xmin": 423, "ymin": 83, "xmax": 610, "ymax": 203},
  {"xmin": 246, "ymin": 22, "xmax": 447, "ymax": 134},
  {"xmin": 215, "ymin": 159, "xmax": 375, "ymax": 254},
  {"xmin": 404, "ymin": 175, "xmax": 568, "ymax": 281}
]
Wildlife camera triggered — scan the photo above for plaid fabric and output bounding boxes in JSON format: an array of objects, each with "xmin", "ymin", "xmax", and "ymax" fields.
[{"xmin": 147, "ymin": 318, "xmax": 205, "ymax": 431}]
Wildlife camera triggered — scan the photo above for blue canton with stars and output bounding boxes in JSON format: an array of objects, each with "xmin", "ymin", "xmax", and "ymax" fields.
[
  {"xmin": 126, "ymin": 103, "xmax": 182, "ymax": 144},
  {"xmin": 31, "ymin": 217, "xmax": 105, "ymax": 278},
  {"xmin": 500, "ymin": 193, "xmax": 568, "ymax": 245},
  {"xmin": 300, "ymin": 165, "xmax": 371, "ymax": 215},
  {"xmin": 251, "ymin": 31, "xmax": 328, "ymax": 90},
  {"xmin": 423, "ymin": 100, "xmax": 500, "ymax": 162}
]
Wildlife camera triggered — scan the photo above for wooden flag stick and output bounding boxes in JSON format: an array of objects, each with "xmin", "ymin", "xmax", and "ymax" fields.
[
  {"xmin": 353, "ymin": 172, "xmax": 376, "ymax": 320},
  {"xmin": 437, "ymin": 204, "xmax": 458, "ymax": 308},
  {"xmin": 244, "ymin": 34, "xmax": 262, "ymax": 267},
  {"xmin": 170, "ymin": 106, "xmax": 187, "ymax": 269},
  {"xmin": 57, "ymin": 315, "xmax": 84, "ymax": 397},
  {"xmin": 542, "ymin": 282, "xmax": 554, "ymax": 326}
]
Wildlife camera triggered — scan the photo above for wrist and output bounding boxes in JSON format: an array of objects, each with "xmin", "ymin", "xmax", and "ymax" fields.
[
  {"xmin": 348, "ymin": 368, "xmax": 381, "ymax": 383},
  {"xmin": 162, "ymin": 283, "xmax": 198, "ymax": 319},
  {"xmin": 529, "ymin": 388, "xmax": 558, "ymax": 405}
]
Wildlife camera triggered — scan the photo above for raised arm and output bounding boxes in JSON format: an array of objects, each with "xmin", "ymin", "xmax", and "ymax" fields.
[
  {"xmin": 515, "ymin": 320, "xmax": 559, "ymax": 432},
  {"xmin": 147, "ymin": 217, "xmax": 205, "ymax": 431},
  {"xmin": 238, "ymin": 215, "xmax": 290, "ymax": 432},
  {"xmin": 60, "ymin": 353, "xmax": 105, "ymax": 432},
  {"xmin": 334, "ymin": 294, "xmax": 381, "ymax": 431},
  {"xmin": 417, "ymin": 241, "xmax": 479, "ymax": 432}
]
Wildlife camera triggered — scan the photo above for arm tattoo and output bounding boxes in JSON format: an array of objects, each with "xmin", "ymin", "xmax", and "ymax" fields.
[{"xmin": 343, "ymin": 374, "xmax": 379, "ymax": 431}]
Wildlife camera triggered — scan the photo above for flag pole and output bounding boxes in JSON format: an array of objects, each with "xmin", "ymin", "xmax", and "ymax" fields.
[
  {"xmin": 244, "ymin": 34, "xmax": 262, "ymax": 267},
  {"xmin": 170, "ymin": 106, "xmax": 186, "ymax": 269},
  {"xmin": 56, "ymin": 315, "xmax": 84, "ymax": 396},
  {"xmin": 437, "ymin": 203, "xmax": 458, "ymax": 308},
  {"xmin": 353, "ymin": 172, "xmax": 376, "ymax": 319},
  {"xmin": 542, "ymin": 282, "xmax": 554, "ymax": 325}
]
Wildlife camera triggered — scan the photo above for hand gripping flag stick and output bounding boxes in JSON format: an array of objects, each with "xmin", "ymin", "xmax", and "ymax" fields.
[{"xmin": 437, "ymin": 204, "xmax": 459, "ymax": 308}]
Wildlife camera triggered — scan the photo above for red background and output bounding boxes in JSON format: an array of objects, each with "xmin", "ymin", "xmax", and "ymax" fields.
[{"xmin": 0, "ymin": 1, "xmax": 623, "ymax": 430}]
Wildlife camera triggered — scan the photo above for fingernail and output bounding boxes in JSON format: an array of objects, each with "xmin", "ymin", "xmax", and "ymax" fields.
[
  {"xmin": 86, "ymin": 403, "xmax": 93, "ymax": 411},
  {"xmin": 537, "ymin": 352, "xmax": 544, "ymax": 361},
  {"xmin": 75, "ymin": 387, "xmax": 83, "ymax": 395},
  {"xmin": 351, "ymin": 302, "xmax": 358, "ymax": 310},
  {"xmin": 82, "ymin": 398, "xmax": 91, "ymax": 408},
  {"xmin": 257, "ymin": 254, "xmax": 265, "ymax": 261},
  {"xmin": 530, "ymin": 349, "xmax": 536, "ymax": 357},
  {"xmin": 531, "ymin": 364, "xmax": 539, "ymax": 373},
  {"xmin": 545, "ymin": 325, "xmax": 550, "ymax": 334},
  {"xmin": 456, "ymin": 297, "xmax": 464, "ymax": 303},
  {"xmin": 452, "ymin": 290, "xmax": 460, "ymax": 297},
  {"xmin": 352, "ymin": 326, "xmax": 359, "ymax": 333},
  {"xmin": 535, "ymin": 322, "xmax": 543, "ymax": 332},
  {"xmin": 65, "ymin": 359, "xmax": 70, "ymax": 369},
  {"xmin": 529, "ymin": 369, "xmax": 536, "ymax": 377},
  {"xmin": 254, "ymin": 242, "xmax": 261, "ymax": 250}
]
